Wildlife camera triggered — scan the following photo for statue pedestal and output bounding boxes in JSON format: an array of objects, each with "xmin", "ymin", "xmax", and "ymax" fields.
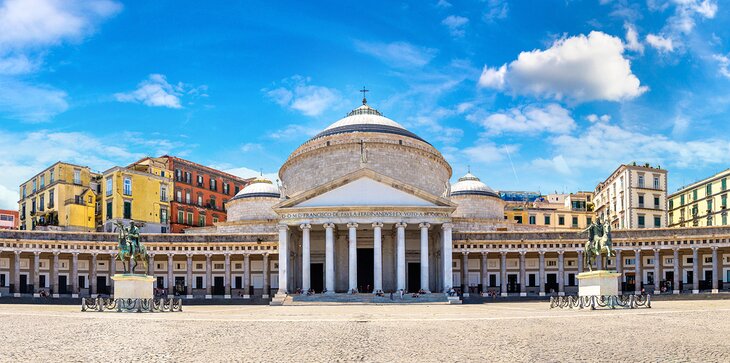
[
  {"xmin": 111, "ymin": 274, "xmax": 154, "ymax": 299},
  {"xmin": 577, "ymin": 270, "xmax": 621, "ymax": 297}
]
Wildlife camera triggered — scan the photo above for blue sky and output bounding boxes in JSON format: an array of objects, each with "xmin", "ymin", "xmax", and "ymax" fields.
[{"xmin": 1, "ymin": 0, "xmax": 730, "ymax": 209}]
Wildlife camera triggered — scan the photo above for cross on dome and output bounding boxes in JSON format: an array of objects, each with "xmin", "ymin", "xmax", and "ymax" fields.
[{"xmin": 360, "ymin": 86, "xmax": 369, "ymax": 105}]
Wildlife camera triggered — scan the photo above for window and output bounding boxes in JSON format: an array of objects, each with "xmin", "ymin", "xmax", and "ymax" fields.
[
  {"xmin": 638, "ymin": 174, "xmax": 645, "ymax": 188},
  {"xmin": 40, "ymin": 175, "xmax": 45, "ymax": 188},
  {"xmin": 31, "ymin": 198, "xmax": 36, "ymax": 213},
  {"xmin": 723, "ymin": 214, "xmax": 728, "ymax": 226},
  {"xmin": 723, "ymin": 178, "xmax": 727, "ymax": 191},
  {"xmin": 654, "ymin": 216, "xmax": 661, "ymax": 227},
  {"xmin": 198, "ymin": 215, "xmax": 205, "ymax": 227},
  {"xmin": 547, "ymin": 260, "xmax": 557, "ymax": 267},
  {"xmin": 186, "ymin": 212, "xmax": 193, "ymax": 225},
  {"xmin": 704, "ymin": 256, "xmax": 712, "ymax": 263},
  {"xmin": 693, "ymin": 189, "xmax": 698, "ymax": 201},
  {"xmin": 32, "ymin": 179, "xmax": 37, "ymax": 193},
  {"xmin": 160, "ymin": 209, "xmax": 168, "ymax": 224},
  {"xmin": 572, "ymin": 216, "xmax": 578, "ymax": 227},
  {"xmin": 185, "ymin": 172, "xmax": 192, "ymax": 184},
  {"xmin": 586, "ymin": 217, "xmax": 592, "ymax": 225},
  {"xmin": 210, "ymin": 178, "xmax": 217, "ymax": 191},
  {"xmin": 722, "ymin": 194, "xmax": 727, "ymax": 208},
  {"xmin": 176, "ymin": 190, "xmax": 182, "ymax": 203},
  {"xmin": 185, "ymin": 191, "xmax": 191, "ymax": 204},
  {"xmin": 123, "ymin": 177, "xmax": 132, "ymax": 196},
  {"xmin": 624, "ymin": 258, "xmax": 635, "ymax": 265},
  {"xmin": 235, "ymin": 186, "xmax": 240, "ymax": 194},
  {"xmin": 212, "ymin": 216, "xmax": 219, "ymax": 223},
  {"xmin": 706, "ymin": 183, "xmax": 712, "ymax": 197},
  {"xmin": 708, "ymin": 199, "xmax": 713, "ymax": 212},
  {"xmin": 669, "ymin": 199, "xmax": 674, "ymax": 209},
  {"xmin": 177, "ymin": 211, "xmax": 184, "ymax": 223},
  {"xmin": 514, "ymin": 215, "xmax": 522, "ymax": 224},
  {"xmin": 106, "ymin": 202, "xmax": 112, "ymax": 220},
  {"xmin": 73, "ymin": 169, "xmax": 81, "ymax": 184},
  {"xmin": 123, "ymin": 201, "xmax": 132, "ymax": 219},
  {"xmin": 638, "ymin": 195, "xmax": 644, "ymax": 208},
  {"xmin": 528, "ymin": 215, "xmax": 536, "ymax": 225},
  {"xmin": 680, "ymin": 194, "xmax": 685, "ymax": 205},
  {"xmin": 106, "ymin": 178, "xmax": 113, "ymax": 196},
  {"xmin": 224, "ymin": 183, "xmax": 230, "ymax": 195},
  {"xmin": 160, "ymin": 186, "xmax": 168, "ymax": 202},
  {"xmin": 544, "ymin": 215, "xmax": 551, "ymax": 225},
  {"xmin": 49, "ymin": 169, "xmax": 54, "ymax": 183},
  {"xmin": 22, "ymin": 185, "xmax": 26, "ymax": 198},
  {"xmin": 39, "ymin": 195, "xmax": 44, "ymax": 211},
  {"xmin": 653, "ymin": 176, "xmax": 660, "ymax": 189},
  {"xmin": 175, "ymin": 169, "xmax": 182, "ymax": 182},
  {"xmin": 197, "ymin": 175, "xmax": 204, "ymax": 187},
  {"xmin": 48, "ymin": 190, "xmax": 54, "ymax": 208},
  {"xmin": 558, "ymin": 216, "xmax": 565, "ymax": 225},
  {"xmin": 197, "ymin": 195, "xmax": 203, "ymax": 206},
  {"xmin": 209, "ymin": 197, "xmax": 216, "ymax": 210},
  {"xmin": 638, "ymin": 214, "xmax": 645, "ymax": 228},
  {"xmin": 654, "ymin": 196, "xmax": 660, "ymax": 208}
]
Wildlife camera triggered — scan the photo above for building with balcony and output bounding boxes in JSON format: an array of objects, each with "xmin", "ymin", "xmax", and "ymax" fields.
[
  {"xmin": 17, "ymin": 162, "xmax": 99, "ymax": 232},
  {"xmin": 99, "ymin": 157, "xmax": 173, "ymax": 233},
  {"xmin": 163, "ymin": 155, "xmax": 252, "ymax": 233},
  {"xmin": 594, "ymin": 163, "xmax": 668, "ymax": 229},
  {"xmin": 668, "ymin": 169, "xmax": 730, "ymax": 228},
  {"xmin": 504, "ymin": 191, "xmax": 595, "ymax": 230},
  {"xmin": 0, "ymin": 209, "xmax": 19, "ymax": 230}
]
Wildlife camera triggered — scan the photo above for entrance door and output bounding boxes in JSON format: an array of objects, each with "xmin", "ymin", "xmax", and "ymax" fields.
[
  {"xmin": 507, "ymin": 274, "xmax": 518, "ymax": 293},
  {"xmin": 310, "ymin": 263, "xmax": 324, "ymax": 293},
  {"xmin": 704, "ymin": 270, "xmax": 713, "ymax": 290},
  {"xmin": 213, "ymin": 276, "xmax": 225, "ymax": 295},
  {"xmin": 58, "ymin": 275, "xmax": 68, "ymax": 294},
  {"xmin": 625, "ymin": 273, "xmax": 636, "ymax": 291},
  {"xmin": 407, "ymin": 263, "xmax": 420, "ymax": 293},
  {"xmin": 687, "ymin": 271, "xmax": 693, "ymax": 287},
  {"xmin": 19, "ymin": 274, "xmax": 28, "ymax": 294},
  {"xmin": 78, "ymin": 276, "xmax": 86, "ymax": 292},
  {"xmin": 357, "ymin": 248, "xmax": 374, "ymax": 292},
  {"xmin": 39, "ymin": 275, "xmax": 46, "ymax": 290},
  {"xmin": 97, "ymin": 276, "xmax": 107, "ymax": 295},
  {"xmin": 175, "ymin": 276, "xmax": 185, "ymax": 295},
  {"xmin": 546, "ymin": 273, "xmax": 557, "ymax": 293}
]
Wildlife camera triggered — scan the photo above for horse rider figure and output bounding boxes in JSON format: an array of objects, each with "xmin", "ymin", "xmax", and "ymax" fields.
[
  {"xmin": 128, "ymin": 221, "xmax": 140, "ymax": 256},
  {"xmin": 582, "ymin": 213, "xmax": 615, "ymax": 271}
]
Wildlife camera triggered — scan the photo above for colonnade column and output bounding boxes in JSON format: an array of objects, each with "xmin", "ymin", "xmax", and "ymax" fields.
[
  {"xmin": 300, "ymin": 224, "xmax": 311, "ymax": 293},
  {"xmin": 224, "ymin": 253, "xmax": 231, "ymax": 299},
  {"xmin": 711, "ymin": 246, "xmax": 719, "ymax": 294},
  {"xmin": 557, "ymin": 251, "xmax": 565, "ymax": 296},
  {"xmin": 52, "ymin": 252, "xmax": 59, "ymax": 298},
  {"xmin": 13, "ymin": 251, "xmax": 20, "ymax": 297},
  {"xmin": 441, "ymin": 223, "xmax": 453, "ymax": 293},
  {"xmin": 71, "ymin": 252, "xmax": 79, "ymax": 298},
  {"xmin": 277, "ymin": 224, "xmax": 289, "ymax": 295},
  {"xmin": 500, "ymin": 251, "xmax": 507, "ymax": 297},
  {"xmin": 596, "ymin": 253, "xmax": 603, "ymax": 270},
  {"xmin": 615, "ymin": 249, "xmax": 623, "ymax": 293},
  {"xmin": 634, "ymin": 249, "xmax": 642, "ymax": 295},
  {"xmin": 461, "ymin": 252, "xmax": 469, "ymax": 297},
  {"xmin": 519, "ymin": 251, "xmax": 527, "ymax": 297},
  {"xmin": 538, "ymin": 251, "xmax": 546, "ymax": 296},
  {"xmin": 480, "ymin": 252, "xmax": 488, "ymax": 296},
  {"xmin": 419, "ymin": 223, "xmax": 430, "ymax": 293},
  {"xmin": 186, "ymin": 254, "xmax": 193, "ymax": 298},
  {"xmin": 653, "ymin": 249, "xmax": 661, "ymax": 295},
  {"xmin": 243, "ymin": 254, "xmax": 251, "ymax": 298},
  {"xmin": 692, "ymin": 247, "xmax": 699, "ymax": 294},
  {"xmin": 205, "ymin": 253, "xmax": 212, "ymax": 299},
  {"xmin": 577, "ymin": 251, "xmax": 584, "ymax": 274},
  {"xmin": 109, "ymin": 253, "xmax": 116, "ymax": 293},
  {"xmin": 372, "ymin": 222, "xmax": 383, "ymax": 293},
  {"xmin": 90, "ymin": 253, "xmax": 97, "ymax": 297},
  {"xmin": 148, "ymin": 253, "xmax": 154, "ymax": 276},
  {"xmin": 324, "ymin": 223, "xmax": 335, "ymax": 294},
  {"xmin": 33, "ymin": 252, "xmax": 41, "ymax": 297},
  {"xmin": 348, "ymin": 223, "xmax": 358, "ymax": 293},
  {"xmin": 673, "ymin": 248, "xmax": 680, "ymax": 294},
  {"xmin": 395, "ymin": 222, "xmax": 407, "ymax": 291},
  {"xmin": 262, "ymin": 253, "xmax": 270, "ymax": 298},
  {"xmin": 167, "ymin": 254, "xmax": 174, "ymax": 297}
]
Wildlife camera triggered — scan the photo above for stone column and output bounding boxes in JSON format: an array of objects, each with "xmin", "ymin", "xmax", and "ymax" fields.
[
  {"xmin": 51, "ymin": 252, "xmax": 60, "ymax": 298},
  {"xmin": 419, "ymin": 223, "xmax": 430, "ymax": 293},
  {"xmin": 395, "ymin": 222, "xmax": 407, "ymax": 291},
  {"xmin": 148, "ymin": 253, "xmax": 154, "ymax": 276},
  {"xmin": 109, "ymin": 253, "xmax": 116, "ymax": 293},
  {"xmin": 538, "ymin": 251, "xmax": 546, "ymax": 296},
  {"xmin": 596, "ymin": 253, "xmax": 603, "ymax": 270},
  {"xmin": 224, "ymin": 253, "xmax": 231, "ymax": 299},
  {"xmin": 557, "ymin": 251, "xmax": 565, "ymax": 296},
  {"xmin": 519, "ymin": 251, "xmax": 527, "ymax": 297},
  {"xmin": 653, "ymin": 249, "xmax": 661, "ymax": 295},
  {"xmin": 461, "ymin": 252, "xmax": 469, "ymax": 297},
  {"xmin": 71, "ymin": 252, "xmax": 79, "ymax": 298},
  {"xmin": 186, "ymin": 254, "xmax": 193, "ymax": 298},
  {"xmin": 712, "ymin": 246, "xmax": 719, "ymax": 294},
  {"xmin": 372, "ymin": 222, "xmax": 383, "ymax": 293},
  {"xmin": 577, "ymin": 251, "xmax": 584, "ymax": 274},
  {"xmin": 635, "ymin": 249, "xmax": 642, "ymax": 295},
  {"xmin": 615, "ymin": 249, "xmax": 623, "ymax": 293},
  {"xmin": 324, "ymin": 223, "xmax": 335, "ymax": 294},
  {"xmin": 347, "ymin": 222, "xmax": 358, "ymax": 293},
  {"xmin": 673, "ymin": 248, "xmax": 680, "ymax": 294},
  {"xmin": 90, "ymin": 253, "xmax": 97, "ymax": 297},
  {"xmin": 243, "ymin": 254, "xmax": 251, "ymax": 298},
  {"xmin": 500, "ymin": 252, "xmax": 507, "ymax": 297},
  {"xmin": 442, "ymin": 223, "xmax": 454, "ymax": 292},
  {"xmin": 13, "ymin": 251, "xmax": 20, "ymax": 297},
  {"xmin": 33, "ymin": 252, "xmax": 41, "ymax": 297},
  {"xmin": 692, "ymin": 247, "xmax": 699, "ymax": 294},
  {"xmin": 205, "ymin": 253, "xmax": 212, "ymax": 299},
  {"xmin": 300, "ymin": 224, "xmax": 311, "ymax": 293},
  {"xmin": 480, "ymin": 252, "xmax": 488, "ymax": 296},
  {"xmin": 262, "ymin": 253, "xmax": 270, "ymax": 298},
  {"xmin": 167, "ymin": 254, "xmax": 174, "ymax": 297},
  {"xmin": 277, "ymin": 224, "xmax": 289, "ymax": 295}
]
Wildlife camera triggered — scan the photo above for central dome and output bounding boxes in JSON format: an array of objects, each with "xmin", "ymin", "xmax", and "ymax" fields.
[{"xmin": 310, "ymin": 104, "xmax": 427, "ymax": 143}]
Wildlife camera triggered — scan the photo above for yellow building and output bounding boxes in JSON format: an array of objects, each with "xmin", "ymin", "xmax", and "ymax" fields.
[
  {"xmin": 18, "ymin": 162, "xmax": 99, "ymax": 231},
  {"xmin": 504, "ymin": 192, "xmax": 595, "ymax": 230},
  {"xmin": 668, "ymin": 169, "xmax": 730, "ymax": 227},
  {"xmin": 99, "ymin": 157, "xmax": 173, "ymax": 233}
]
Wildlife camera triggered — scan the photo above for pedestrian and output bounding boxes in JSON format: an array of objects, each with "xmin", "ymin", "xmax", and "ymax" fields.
[{"xmin": 389, "ymin": 291, "xmax": 393, "ymax": 300}]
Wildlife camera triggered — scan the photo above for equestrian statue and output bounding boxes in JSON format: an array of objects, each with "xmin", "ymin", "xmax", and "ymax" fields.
[
  {"xmin": 581, "ymin": 214, "xmax": 615, "ymax": 271},
  {"xmin": 114, "ymin": 221, "xmax": 149, "ymax": 274}
]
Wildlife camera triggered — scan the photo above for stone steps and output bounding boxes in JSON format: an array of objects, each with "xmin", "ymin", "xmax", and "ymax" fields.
[{"xmin": 282, "ymin": 292, "xmax": 450, "ymax": 305}]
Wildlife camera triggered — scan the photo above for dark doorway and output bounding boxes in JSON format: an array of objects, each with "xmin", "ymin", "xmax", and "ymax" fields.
[
  {"xmin": 489, "ymin": 274, "xmax": 496, "ymax": 287},
  {"xmin": 703, "ymin": 270, "xmax": 713, "ymax": 290},
  {"xmin": 687, "ymin": 271, "xmax": 693, "ymax": 288},
  {"xmin": 175, "ymin": 276, "xmax": 185, "ymax": 295},
  {"xmin": 546, "ymin": 273, "xmax": 558, "ymax": 293},
  {"xmin": 213, "ymin": 276, "xmax": 225, "ymax": 295},
  {"xmin": 528, "ymin": 273, "xmax": 536, "ymax": 287},
  {"xmin": 568, "ymin": 273, "xmax": 576, "ymax": 287},
  {"xmin": 156, "ymin": 276, "xmax": 164, "ymax": 289},
  {"xmin": 58, "ymin": 275, "xmax": 68, "ymax": 294},
  {"xmin": 311, "ymin": 263, "xmax": 324, "ymax": 293},
  {"xmin": 235, "ymin": 276, "xmax": 242, "ymax": 290},
  {"xmin": 39, "ymin": 275, "xmax": 46, "ymax": 290},
  {"xmin": 19, "ymin": 274, "xmax": 28, "ymax": 293},
  {"xmin": 407, "ymin": 263, "xmax": 420, "ymax": 293},
  {"xmin": 78, "ymin": 276, "xmax": 86, "ymax": 293},
  {"xmin": 97, "ymin": 276, "xmax": 108, "ymax": 295},
  {"xmin": 507, "ymin": 274, "xmax": 518, "ymax": 293},
  {"xmin": 625, "ymin": 273, "xmax": 636, "ymax": 291},
  {"xmin": 357, "ymin": 248, "xmax": 374, "ymax": 292}
]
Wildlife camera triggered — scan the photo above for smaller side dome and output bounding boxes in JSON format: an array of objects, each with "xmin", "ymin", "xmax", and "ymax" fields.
[
  {"xmin": 231, "ymin": 176, "xmax": 280, "ymax": 200},
  {"xmin": 450, "ymin": 172, "xmax": 498, "ymax": 198}
]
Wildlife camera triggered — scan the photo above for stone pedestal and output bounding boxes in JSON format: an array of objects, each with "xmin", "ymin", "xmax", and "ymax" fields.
[
  {"xmin": 577, "ymin": 271, "xmax": 621, "ymax": 297},
  {"xmin": 111, "ymin": 274, "xmax": 154, "ymax": 299}
]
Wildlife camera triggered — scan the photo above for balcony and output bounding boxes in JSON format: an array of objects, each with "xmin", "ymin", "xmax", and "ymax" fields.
[{"xmin": 64, "ymin": 198, "xmax": 86, "ymax": 206}]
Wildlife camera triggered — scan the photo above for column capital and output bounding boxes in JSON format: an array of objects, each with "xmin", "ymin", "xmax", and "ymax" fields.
[
  {"xmin": 33, "ymin": 251, "xmax": 41, "ymax": 256},
  {"xmin": 186, "ymin": 253, "xmax": 193, "ymax": 258},
  {"xmin": 691, "ymin": 246, "xmax": 699, "ymax": 251},
  {"xmin": 347, "ymin": 222, "xmax": 359, "ymax": 229},
  {"xmin": 419, "ymin": 222, "xmax": 431, "ymax": 229},
  {"xmin": 224, "ymin": 253, "xmax": 231, "ymax": 259},
  {"xmin": 461, "ymin": 251, "xmax": 469, "ymax": 256},
  {"xmin": 711, "ymin": 246, "xmax": 719, "ymax": 251},
  {"xmin": 371, "ymin": 222, "xmax": 383, "ymax": 228},
  {"xmin": 13, "ymin": 250, "xmax": 21, "ymax": 255},
  {"xmin": 71, "ymin": 251, "xmax": 79, "ymax": 257},
  {"xmin": 323, "ymin": 222, "xmax": 335, "ymax": 229},
  {"xmin": 519, "ymin": 250, "xmax": 526, "ymax": 256},
  {"xmin": 481, "ymin": 251, "xmax": 488, "ymax": 257},
  {"xmin": 205, "ymin": 253, "xmax": 212, "ymax": 259},
  {"xmin": 299, "ymin": 223, "xmax": 312, "ymax": 230},
  {"xmin": 557, "ymin": 250, "xmax": 564, "ymax": 255},
  {"xmin": 395, "ymin": 222, "xmax": 407, "ymax": 229},
  {"xmin": 263, "ymin": 252, "xmax": 270, "ymax": 258},
  {"xmin": 441, "ymin": 222, "xmax": 453, "ymax": 230},
  {"xmin": 167, "ymin": 253, "xmax": 174, "ymax": 259},
  {"xmin": 653, "ymin": 248, "xmax": 661, "ymax": 253},
  {"xmin": 277, "ymin": 223, "xmax": 289, "ymax": 231},
  {"xmin": 500, "ymin": 251, "xmax": 508, "ymax": 256}
]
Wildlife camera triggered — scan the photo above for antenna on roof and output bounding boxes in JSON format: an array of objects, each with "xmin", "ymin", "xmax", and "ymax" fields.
[
  {"xmin": 360, "ymin": 86, "xmax": 369, "ymax": 105},
  {"xmin": 467, "ymin": 165, "xmax": 471, "ymax": 173}
]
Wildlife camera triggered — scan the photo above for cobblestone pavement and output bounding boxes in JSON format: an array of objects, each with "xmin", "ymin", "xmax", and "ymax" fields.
[{"xmin": 1, "ymin": 300, "xmax": 729, "ymax": 362}]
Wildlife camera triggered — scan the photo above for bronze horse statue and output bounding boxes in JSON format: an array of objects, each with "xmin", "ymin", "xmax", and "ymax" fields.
[
  {"xmin": 114, "ymin": 221, "xmax": 149, "ymax": 274},
  {"xmin": 582, "ymin": 216, "xmax": 615, "ymax": 271}
]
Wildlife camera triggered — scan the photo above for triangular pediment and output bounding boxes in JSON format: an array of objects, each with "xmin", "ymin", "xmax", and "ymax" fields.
[{"xmin": 275, "ymin": 168, "xmax": 455, "ymax": 209}]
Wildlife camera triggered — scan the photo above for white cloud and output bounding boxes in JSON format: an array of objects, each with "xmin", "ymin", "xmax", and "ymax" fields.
[
  {"xmin": 407, "ymin": 115, "xmax": 464, "ymax": 144},
  {"xmin": 464, "ymin": 142, "xmax": 518, "ymax": 164},
  {"xmin": 264, "ymin": 75, "xmax": 340, "ymax": 117},
  {"xmin": 0, "ymin": 78, "xmax": 68, "ymax": 122},
  {"xmin": 532, "ymin": 155, "xmax": 571, "ymax": 175},
  {"xmin": 586, "ymin": 114, "xmax": 611, "ymax": 123},
  {"xmin": 267, "ymin": 124, "xmax": 319, "ymax": 140},
  {"xmin": 479, "ymin": 31, "xmax": 647, "ymax": 103},
  {"xmin": 624, "ymin": 23, "xmax": 644, "ymax": 53},
  {"xmin": 436, "ymin": 0, "xmax": 452, "ymax": 8},
  {"xmin": 483, "ymin": 0, "xmax": 509, "ymax": 22},
  {"xmin": 355, "ymin": 40, "xmax": 437, "ymax": 68},
  {"xmin": 646, "ymin": 34, "xmax": 675, "ymax": 52},
  {"xmin": 473, "ymin": 104, "xmax": 576, "ymax": 135},
  {"xmin": 442, "ymin": 15, "xmax": 469, "ymax": 37},
  {"xmin": 221, "ymin": 166, "xmax": 278, "ymax": 184},
  {"xmin": 663, "ymin": 0, "xmax": 717, "ymax": 37},
  {"xmin": 115, "ymin": 74, "xmax": 199, "ymax": 109},
  {"xmin": 712, "ymin": 54, "xmax": 730, "ymax": 78}
]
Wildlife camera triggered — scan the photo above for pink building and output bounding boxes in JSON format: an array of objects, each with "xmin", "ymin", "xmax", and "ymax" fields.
[{"xmin": 0, "ymin": 209, "xmax": 19, "ymax": 230}]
